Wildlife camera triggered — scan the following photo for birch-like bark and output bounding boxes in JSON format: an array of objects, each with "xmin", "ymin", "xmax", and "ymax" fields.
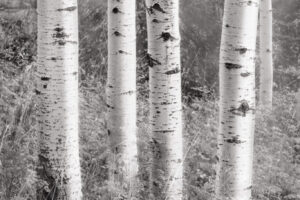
[
  {"xmin": 36, "ymin": 1, "xmax": 82, "ymax": 199},
  {"xmin": 259, "ymin": 0, "xmax": 273, "ymax": 108},
  {"xmin": 216, "ymin": 0, "xmax": 259, "ymax": 200},
  {"xmin": 107, "ymin": 0, "xmax": 138, "ymax": 198},
  {"xmin": 146, "ymin": 1, "xmax": 183, "ymax": 199}
]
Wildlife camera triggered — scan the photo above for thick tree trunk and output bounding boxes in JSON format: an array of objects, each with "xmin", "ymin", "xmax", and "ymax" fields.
[
  {"xmin": 36, "ymin": 1, "xmax": 82, "ymax": 199},
  {"xmin": 146, "ymin": 0, "xmax": 183, "ymax": 199},
  {"xmin": 216, "ymin": 0, "xmax": 259, "ymax": 200},
  {"xmin": 107, "ymin": 0, "xmax": 139, "ymax": 198},
  {"xmin": 259, "ymin": 0, "xmax": 273, "ymax": 108}
]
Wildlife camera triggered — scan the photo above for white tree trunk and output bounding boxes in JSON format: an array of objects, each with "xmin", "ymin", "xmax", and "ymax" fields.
[
  {"xmin": 259, "ymin": 0, "xmax": 273, "ymax": 108},
  {"xmin": 146, "ymin": 1, "xmax": 183, "ymax": 199},
  {"xmin": 107, "ymin": 0, "xmax": 138, "ymax": 198},
  {"xmin": 216, "ymin": 0, "xmax": 259, "ymax": 200},
  {"xmin": 36, "ymin": 0, "xmax": 82, "ymax": 199}
]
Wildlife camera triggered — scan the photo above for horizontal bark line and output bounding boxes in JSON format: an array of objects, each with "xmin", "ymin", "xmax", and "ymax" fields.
[{"xmin": 57, "ymin": 6, "xmax": 77, "ymax": 12}]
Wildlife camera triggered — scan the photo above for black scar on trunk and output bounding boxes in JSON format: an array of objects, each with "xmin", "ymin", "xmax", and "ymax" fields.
[
  {"xmin": 165, "ymin": 68, "xmax": 180, "ymax": 75},
  {"xmin": 35, "ymin": 89, "xmax": 41, "ymax": 95},
  {"xmin": 53, "ymin": 27, "xmax": 69, "ymax": 46},
  {"xmin": 152, "ymin": 3, "xmax": 166, "ymax": 13},
  {"xmin": 225, "ymin": 136, "xmax": 244, "ymax": 144},
  {"xmin": 41, "ymin": 77, "xmax": 51, "ymax": 81},
  {"xmin": 120, "ymin": 90, "xmax": 135, "ymax": 95},
  {"xmin": 53, "ymin": 30, "xmax": 68, "ymax": 39},
  {"xmin": 240, "ymin": 72, "xmax": 251, "ymax": 77},
  {"xmin": 146, "ymin": 53, "xmax": 161, "ymax": 67},
  {"xmin": 225, "ymin": 63, "xmax": 242, "ymax": 70},
  {"xmin": 235, "ymin": 47, "xmax": 248, "ymax": 54},
  {"xmin": 229, "ymin": 100, "xmax": 254, "ymax": 117},
  {"xmin": 57, "ymin": 6, "xmax": 77, "ymax": 12},
  {"xmin": 153, "ymin": 130, "xmax": 175, "ymax": 133},
  {"xmin": 159, "ymin": 32, "xmax": 176, "ymax": 42},
  {"xmin": 113, "ymin": 31, "xmax": 124, "ymax": 37},
  {"xmin": 118, "ymin": 50, "xmax": 130, "ymax": 55},
  {"xmin": 106, "ymin": 104, "xmax": 115, "ymax": 109},
  {"xmin": 54, "ymin": 27, "xmax": 63, "ymax": 32},
  {"xmin": 112, "ymin": 7, "xmax": 120, "ymax": 14},
  {"xmin": 147, "ymin": 3, "xmax": 166, "ymax": 14}
]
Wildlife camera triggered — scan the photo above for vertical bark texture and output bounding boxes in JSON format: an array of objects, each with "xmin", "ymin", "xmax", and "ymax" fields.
[
  {"xmin": 259, "ymin": 0, "xmax": 273, "ymax": 108},
  {"xmin": 36, "ymin": 0, "xmax": 82, "ymax": 199},
  {"xmin": 107, "ymin": 0, "xmax": 138, "ymax": 198},
  {"xmin": 216, "ymin": 0, "xmax": 259, "ymax": 200},
  {"xmin": 146, "ymin": 0, "xmax": 183, "ymax": 199},
  {"xmin": 296, "ymin": 87, "xmax": 300, "ymax": 121}
]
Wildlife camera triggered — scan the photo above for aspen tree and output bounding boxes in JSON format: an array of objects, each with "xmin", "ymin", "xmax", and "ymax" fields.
[
  {"xmin": 259, "ymin": 0, "xmax": 273, "ymax": 108},
  {"xmin": 146, "ymin": 0, "xmax": 183, "ymax": 199},
  {"xmin": 36, "ymin": 0, "xmax": 82, "ymax": 199},
  {"xmin": 107, "ymin": 0, "xmax": 138, "ymax": 198},
  {"xmin": 216, "ymin": 0, "xmax": 259, "ymax": 200}
]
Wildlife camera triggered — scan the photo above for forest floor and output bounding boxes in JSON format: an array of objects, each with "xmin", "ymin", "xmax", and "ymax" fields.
[{"xmin": 0, "ymin": 16, "xmax": 300, "ymax": 200}]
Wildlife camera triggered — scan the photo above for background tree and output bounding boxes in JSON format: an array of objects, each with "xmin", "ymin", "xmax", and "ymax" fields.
[
  {"xmin": 297, "ymin": 80, "xmax": 300, "ymax": 121},
  {"xmin": 106, "ymin": 0, "xmax": 139, "ymax": 198},
  {"xmin": 216, "ymin": 0, "xmax": 259, "ymax": 200},
  {"xmin": 259, "ymin": 0, "xmax": 274, "ymax": 108},
  {"xmin": 36, "ymin": 0, "xmax": 82, "ymax": 199},
  {"xmin": 146, "ymin": 0, "xmax": 183, "ymax": 199},
  {"xmin": 272, "ymin": 0, "xmax": 299, "ymax": 91}
]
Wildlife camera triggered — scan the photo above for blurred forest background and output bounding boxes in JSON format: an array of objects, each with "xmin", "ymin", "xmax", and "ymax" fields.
[{"xmin": 0, "ymin": 0, "xmax": 299, "ymax": 199}]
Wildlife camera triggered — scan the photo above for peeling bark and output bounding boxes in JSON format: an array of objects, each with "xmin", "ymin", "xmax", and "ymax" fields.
[
  {"xmin": 146, "ymin": 0, "xmax": 183, "ymax": 199},
  {"xmin": 259, "ymin": 0, "xmax": 273, "ymax": 108},
  {"xmin": 216, "ymin": 0, "xmax": 259, "ymax": 200},
  {"xmin": 107, "ymin": 0, "xmax": 138, "ymax": 198},
  {"xmin": 36, "ymin": 0, "xmax": 82, "ymax": 199}
]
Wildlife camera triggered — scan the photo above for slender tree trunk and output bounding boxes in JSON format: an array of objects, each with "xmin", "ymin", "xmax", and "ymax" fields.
[
  {"xmin": 259, "ymin": 0, "xmax": 273, "ymax": 108},
  {"xmin": 297, "ymin": 87, "xmax": 300, "ymax": 121},
  {"xmin": 107, "ymin": 0, "xmax": 138, "ymax": 198},
  {"xmin": 36, "ymin": 1, "xmax": 82, "ymax": 199},
  {"xmin": 146, "ymin": 1, "xmax": 183, "ymax": 199},
  {"xmin": 216, "ymin": 0, "xmax": 259, "ymax": 200}
]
